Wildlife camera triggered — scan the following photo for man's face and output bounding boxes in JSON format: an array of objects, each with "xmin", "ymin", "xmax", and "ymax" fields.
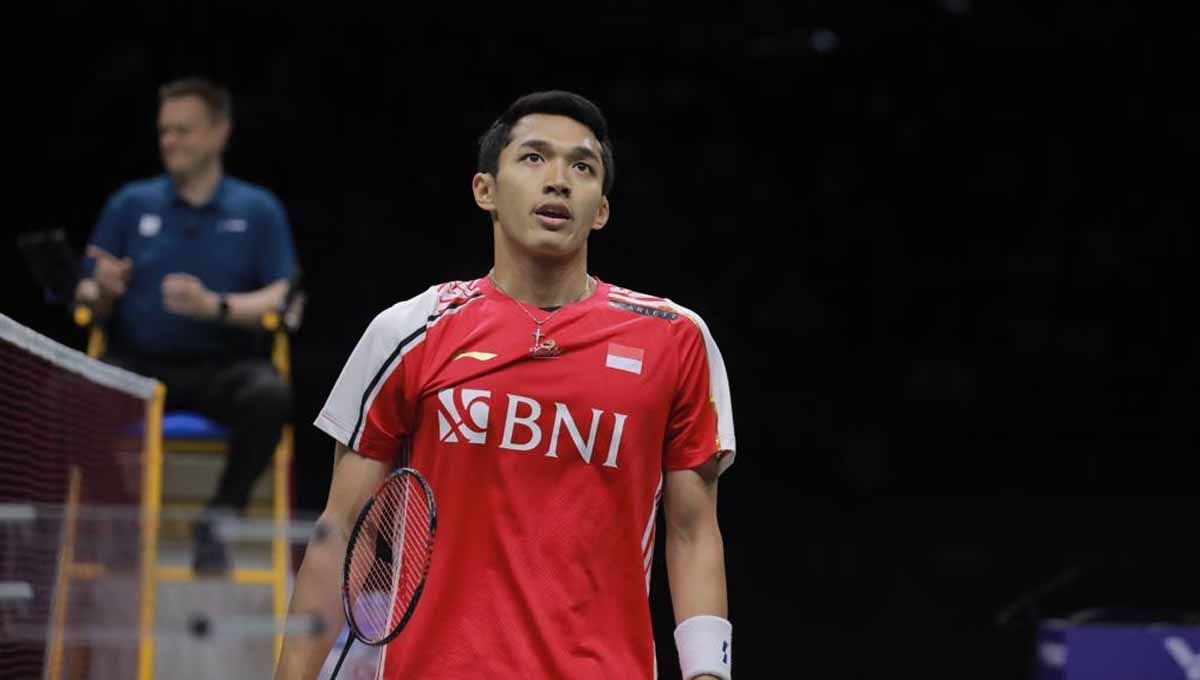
[
  {"xmin": 475, "ymin": 113, "xmax": 610, "ymax": 259},
  {"xmin": 158, "ymin": 96, "xmax": 228, "ymax": 179}
]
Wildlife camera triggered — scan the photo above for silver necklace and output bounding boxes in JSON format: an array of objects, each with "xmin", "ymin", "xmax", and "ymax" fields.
[{"xmin": 490, "ymin": 271, "xmax": 594, "ymax": 358}]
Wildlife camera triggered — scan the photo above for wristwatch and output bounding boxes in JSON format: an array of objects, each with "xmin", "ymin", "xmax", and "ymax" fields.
[{"xmin": 216, "ymin": 295, "xmax": 230, "ymax": 322}]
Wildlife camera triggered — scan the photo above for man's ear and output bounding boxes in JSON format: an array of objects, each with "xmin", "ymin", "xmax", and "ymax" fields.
[
  {"xmin": 472, "ymin": 172, "xmax": 497, "ymax": 213},
  {"xmin": 214, "ymin": 117, "xmax": 232, "ymax": 149},
  {"xmin": 592, "ymin": 195, "xmax": 610, "ymax": 232}
]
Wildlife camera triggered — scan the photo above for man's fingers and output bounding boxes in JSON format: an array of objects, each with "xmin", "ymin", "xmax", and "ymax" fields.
[
  {"xmin": 76, "ymin": 279, "xmax": 100, "ymax": 302},
  {"xmin": 162, "ymin": 274, "xmax": 195, "ymax": 297},
  {"xmin": 163, "ymin": 273, "xmax": 200, "ymax": 290},
  {"xmin": 86, "ymin": 244, "xmax": 124, "ymax": 263},
  {"xmin": 85, "ymin": 244, "xmax": 111, "ymax": 260},
  {"xmin": 96, "ymin": 272, "xmax": 126, "ymax": 296},
  {"xmin": 90, "ymin": 246, "xmax": 134, "ymax": 288}
]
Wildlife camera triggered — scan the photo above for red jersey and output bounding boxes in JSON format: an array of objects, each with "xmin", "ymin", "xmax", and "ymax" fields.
[{"xmin": 314, "ymin": 275, "xmax": 736, "ymax": 679}]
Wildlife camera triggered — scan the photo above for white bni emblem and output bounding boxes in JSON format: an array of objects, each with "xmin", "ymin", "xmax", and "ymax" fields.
[
  {"xmin": 218, "ymin": 218, "xmax": 248, "ymax": 233},
  {"xmin": 138, "ymin": 214, "xmax": 161, "ymax": 237}
]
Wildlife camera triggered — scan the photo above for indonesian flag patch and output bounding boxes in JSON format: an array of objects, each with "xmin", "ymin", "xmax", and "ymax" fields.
[{"xmin": 606, "ymin": 343, "xmax": 644, "ymax": 375}]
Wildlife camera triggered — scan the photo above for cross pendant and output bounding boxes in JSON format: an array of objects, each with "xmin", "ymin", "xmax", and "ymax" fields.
[{"xmin": 529, "ymin": 326, "xmax": 560, "ymax": 358}]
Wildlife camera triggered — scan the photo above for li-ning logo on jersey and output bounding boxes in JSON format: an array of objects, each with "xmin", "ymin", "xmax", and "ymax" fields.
[{"xmin": 434, "ymin": 387, "xmax": 629, "ymax": 468}]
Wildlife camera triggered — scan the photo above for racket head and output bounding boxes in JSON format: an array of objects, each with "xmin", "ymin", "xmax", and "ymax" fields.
[{"xmin": 341, "ymin": 467, "xmax": 436, "ymax": 646}]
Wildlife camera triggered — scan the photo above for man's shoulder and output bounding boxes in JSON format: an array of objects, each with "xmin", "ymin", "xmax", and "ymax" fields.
[
  {"xmin": 603, "ymin": 281, "xmax": 718, "ymax": 344},
  {"xmin": 221, "ymin": 176, "xmax": 283, "ymax": 209},
  {"xmin": 432, "ymin": 278, "xmax": 486, "ymax": 309},
  {"xmin": 604, "ymin": 282, "xmax": 686, "ymax": 322},
  {"xmin": 110, "ymin": 175, "xmax": 171, "ymax": 207},
  {"xmin": 369, "ymin": 278, "xmax": 486, "ymax": 335}
]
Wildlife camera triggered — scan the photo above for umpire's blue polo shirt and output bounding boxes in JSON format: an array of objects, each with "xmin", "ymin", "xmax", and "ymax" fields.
[{"xmin": 84, "ymin": 174, "xmax": 299, "ymax": 358}]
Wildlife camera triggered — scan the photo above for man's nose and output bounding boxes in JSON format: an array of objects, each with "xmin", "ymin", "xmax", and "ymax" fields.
[{"xmin": 544, "ymin": 161, "xmax": 571, "ymax": 196}]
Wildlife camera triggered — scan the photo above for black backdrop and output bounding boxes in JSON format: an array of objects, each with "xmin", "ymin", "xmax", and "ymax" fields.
[{"xmin": 8, "ymin": 2, "xmax": 1197, "ymax": 677}]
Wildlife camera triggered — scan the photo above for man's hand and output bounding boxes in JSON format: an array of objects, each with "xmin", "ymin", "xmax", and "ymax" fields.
[
  {"xmin": 85, "ymin": 245, "xmax": 132, "ymax": 298},
  {"xmin": 75, "ymin": 278, "xmax": 102, "ymax": 305},
  {"xmin": 162, "ymin": 273, "xmax": 219, "ymax": 320}
]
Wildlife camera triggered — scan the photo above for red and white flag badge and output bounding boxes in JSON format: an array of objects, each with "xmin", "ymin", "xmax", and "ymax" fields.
[{"xmin": 606, "ymin": 343, "xmax": 644, "ymax": 375}]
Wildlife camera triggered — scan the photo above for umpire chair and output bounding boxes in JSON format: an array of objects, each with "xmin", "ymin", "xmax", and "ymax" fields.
[{"xmin": 74, "ymin": 282, "xmax": 305, "ymax": 666}]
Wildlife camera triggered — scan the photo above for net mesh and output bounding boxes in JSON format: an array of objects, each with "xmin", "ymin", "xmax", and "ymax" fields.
[
  {"xmin": 0, "ymin": 313, "xmax": 157, "ymax": 679},
  {"xmin": 345, "ymin": 470, "xmax": 434, "ymax": 645}
]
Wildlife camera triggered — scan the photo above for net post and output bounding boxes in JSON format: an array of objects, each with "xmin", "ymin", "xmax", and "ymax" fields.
[
  {"xmin": 272, "ymin": 328, "xmax": 292, "ymax": 665},
  {"xmin": 45, "ymin": 465, "xmax": 82, "ymax": 680},
  {"xmin": 272, "ymin": 425, "xmax": 293, "ymax": 666},
  {"xmin": 138, "ymin": 382, "xmax": 165, "ymax": 680}
]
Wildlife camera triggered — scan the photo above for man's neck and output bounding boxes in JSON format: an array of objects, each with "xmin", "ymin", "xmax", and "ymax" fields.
[
  {"xmin": 491, "ymin": 255, "xmax": 593, "ymax": 309},
  {"xmin": 173, "ymin": 162, "xmax": 223, "ymax": 207}
]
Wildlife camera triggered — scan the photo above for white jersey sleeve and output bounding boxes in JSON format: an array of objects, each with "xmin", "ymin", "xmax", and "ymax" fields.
[
  {"xmin": 668, "ymin": 300, "xmax": 737, "ymax": 475},
  {"xmin": 314, "ymin": 286, "xmax": 442, "ymax": 459}
]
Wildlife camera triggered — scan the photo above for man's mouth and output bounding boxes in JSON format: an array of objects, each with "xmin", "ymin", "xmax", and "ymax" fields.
[{"xmin": 534, "ymin": 203, "xmax": 572, "ymax": 228}]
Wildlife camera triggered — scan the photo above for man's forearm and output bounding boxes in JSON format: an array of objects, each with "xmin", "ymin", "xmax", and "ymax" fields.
[
  {"xmin": 218, "ymin": 279, "xmax": 290, "ymax": 330},
  {"xmin": 667, "ymin": 520, "xmax": 729, "ymax": 680},
  {"xmin": 274, "ymin": 521, "xmax": 348, "ymax": 680},
  {"xmin": 665, "ymin": 518, "xmax": 728, "ymax": 621}
]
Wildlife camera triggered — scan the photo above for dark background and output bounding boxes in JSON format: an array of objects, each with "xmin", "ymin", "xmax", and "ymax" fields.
[{"xmin": 8, "ymin": 2, "xmax": 1197, "ymax": 677}]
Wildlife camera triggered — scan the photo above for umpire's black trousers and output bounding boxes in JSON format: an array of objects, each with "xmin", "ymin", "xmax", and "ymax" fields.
[{"xmin": 105, "ymin": 351, "xmax": 291, "ymax": 513}]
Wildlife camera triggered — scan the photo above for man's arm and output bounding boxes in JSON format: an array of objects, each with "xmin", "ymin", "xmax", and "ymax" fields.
[
  {"xmin": 274, "ymin": 442, "xmax": 390, "ymax": 680},
  {"xmin": 665, "ymin": 454, "xmax": 729, "ymax": 680},
  {"xmin": 75, "ymin": 245, "xmax": 132, "ymax": 321},
  {"xmin": 161, "ymin": 276, "xmax": 289, "ymax": 330}
]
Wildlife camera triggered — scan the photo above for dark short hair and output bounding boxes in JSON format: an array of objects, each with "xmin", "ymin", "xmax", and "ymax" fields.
[
  {"xmin": 159, "ymin": 77, "xmax": 233, "ymax": 122},
  {"xmin": 477, "ymin": 90, "xmax": 615, "ymax": 195}
]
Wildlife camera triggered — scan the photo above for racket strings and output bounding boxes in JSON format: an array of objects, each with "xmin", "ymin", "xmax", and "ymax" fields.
[{"xmin": 346, "ymin": 473, "xmax": 433, "ymax": 643}]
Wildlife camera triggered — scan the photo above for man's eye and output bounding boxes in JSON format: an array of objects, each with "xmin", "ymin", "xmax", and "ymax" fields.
[
  {"xmin": 574, "ymin": 162, "xmax": 594, "ymax": 174},
  {"xmin": 522, "ymin": 153, "xmax": 543, "ymax": 163}
]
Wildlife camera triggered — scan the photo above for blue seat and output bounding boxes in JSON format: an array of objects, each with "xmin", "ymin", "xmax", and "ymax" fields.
[{"xmin": 162, "ymin": 411, "xmax": 230, "ymax": 440}]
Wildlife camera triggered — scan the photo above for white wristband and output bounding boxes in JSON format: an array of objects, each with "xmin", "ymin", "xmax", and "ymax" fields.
[{"xmin": 674, "ymin": 614, "xmax": 732, "ymax": 680}]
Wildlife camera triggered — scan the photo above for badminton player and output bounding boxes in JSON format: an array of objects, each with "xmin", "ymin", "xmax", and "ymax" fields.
[{"xmin": 276, "ymin": 90, "xmax": 736, "ymax": 680}]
